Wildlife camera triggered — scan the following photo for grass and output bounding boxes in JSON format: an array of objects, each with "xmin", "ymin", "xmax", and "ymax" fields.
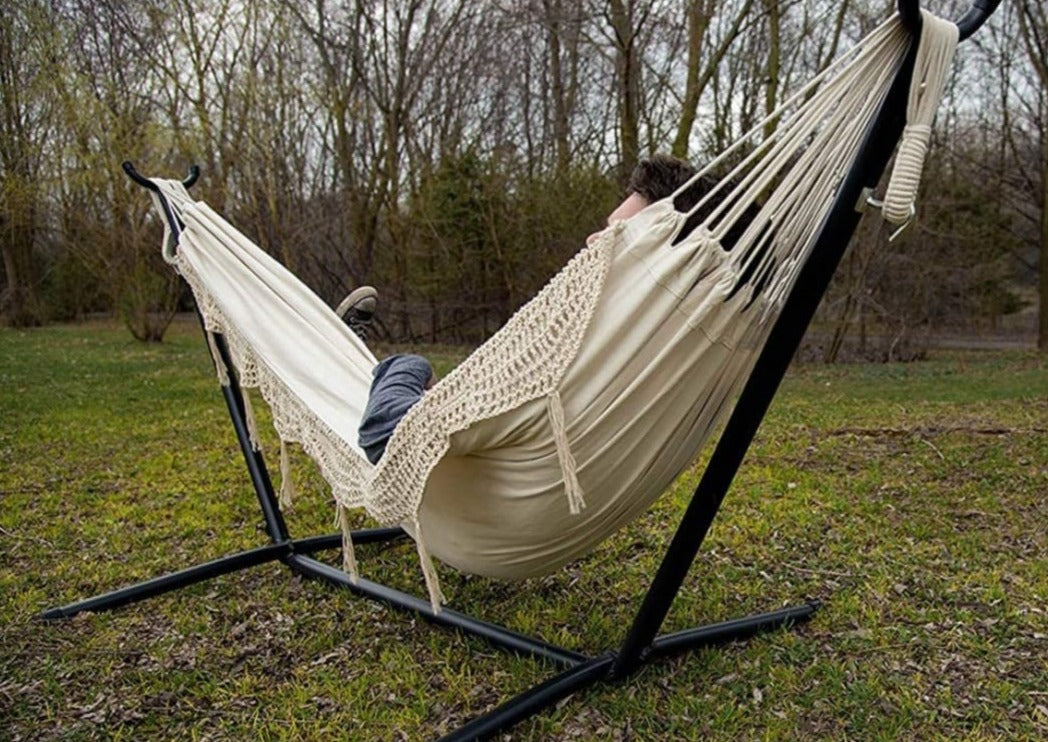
[{"xmin": 1, "ymin": 319, "xmax": 1046, "ymax": 740}]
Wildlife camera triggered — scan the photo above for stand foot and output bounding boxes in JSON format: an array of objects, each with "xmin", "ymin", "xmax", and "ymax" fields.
[
  {"xmin": 648, "ymin": 600, "xmax": 821, "ymax": 662},
  {"xmin": 285, "ymin": 554, "xmax": 586, "ymax": 668}
]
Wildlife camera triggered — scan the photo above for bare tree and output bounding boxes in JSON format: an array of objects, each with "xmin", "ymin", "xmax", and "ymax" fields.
[
  {"xmin": 603, "ymin": 0, "xmax": 655, "ymax": 178},
  {"xmin": 0, "ymin": 2, "xmax": 56, "ymax": 326},
  {"xmin": 0, "ymin": 0, "xmax": 1038, "ymax": 350},
  {"xmin": 671, "ymin": 0, "xmax": 755, "ymax": 158}
]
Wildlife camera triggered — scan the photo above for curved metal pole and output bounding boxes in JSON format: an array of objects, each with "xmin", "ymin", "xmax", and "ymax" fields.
[
  {"xmin": 897, "ymin": 0, "xmax": 1002, "ymax": 40},
  {"xmin": 122, "ymin": 160, "xmax": 199, "ymax": 192},
  {"xmin": 121, "ymin": 161, "xmax": 200, "ymax": 243},
  {"xmin": 182, "ymin": 164, "xmax": 201, "ymax": 189},
  {"xmin": 898, "ymin": 0, "xmax": 922, "ymax": 35},
  {"xmin": 956, "ymin": 0, "xmax": 1002, "ymax": 40},
  {"xmin": 122, "ymin": 160, "xmax": 159, "ymax": 192}
]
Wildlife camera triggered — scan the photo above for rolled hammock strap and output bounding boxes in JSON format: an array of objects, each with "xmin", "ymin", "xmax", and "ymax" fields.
[{"xmin": 881, "ymin": 10, "xmax": 959, "ymax": 226}]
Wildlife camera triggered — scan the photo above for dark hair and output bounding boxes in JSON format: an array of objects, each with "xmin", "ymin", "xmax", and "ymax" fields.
[
  {"xmin": 627, "ymin": 154, "xmax": 757, "ymax": 251},
  {"xmin": 627, "ymin": 154, "xmax": 698, "ymax": 203}
]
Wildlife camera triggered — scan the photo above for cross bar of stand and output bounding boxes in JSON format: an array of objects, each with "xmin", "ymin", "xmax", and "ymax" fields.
[
  {"xmin": 437, "ymin": 654, "xmax": 617, "ymax": 742},
  {"xmin": 647, "ymin": 601, "xmax": 821, "ymax": 662},
  {"xmin": 291, "ymin": 526, "xmax": 407, "ymax": 555}
]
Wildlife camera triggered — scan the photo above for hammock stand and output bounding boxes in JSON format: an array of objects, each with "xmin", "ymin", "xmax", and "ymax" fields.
[{"xmin": 41, "ymin": 2, "xmax": 996, "ymax": 738}]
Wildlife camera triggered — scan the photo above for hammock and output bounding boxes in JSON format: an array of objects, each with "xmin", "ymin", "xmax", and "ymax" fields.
[{"xmin": 146, "ymin": 11, "xmax": 957, "ymax": 611}]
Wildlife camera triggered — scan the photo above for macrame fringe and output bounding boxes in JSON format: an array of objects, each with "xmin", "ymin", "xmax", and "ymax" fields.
[
  {"xmin": 205, "ymin": 332, "xmax": 230, "ymax": 386},
  {"xmin": 882, "ymin": 10, "xmax": 958, "ymax": 225},
  {"xmin": 335, "ymin": 505, "xmax": 359, "ymax": 583},
  {"xmin": 547, "ymin": 390, "xmax": 585, "ymax": 514},
  {"xmin": 278, "ymin": 440, "xmax": 297, "ymax": 509},
  {"xmin": 413, "ymin": 519, "xmax": 446, "ymax": 613},
  {"xmin": 240, "ymin": 387, "xmax": 262, "ymax": 451}
]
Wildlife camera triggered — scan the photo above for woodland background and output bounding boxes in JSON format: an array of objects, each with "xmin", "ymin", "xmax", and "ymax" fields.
[{"xmin": 2, "ymin": 0, "xmax": 1046, "ymax": 358}]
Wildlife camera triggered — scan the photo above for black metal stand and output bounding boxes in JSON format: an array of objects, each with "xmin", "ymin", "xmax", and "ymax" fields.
[{"xmin": 41, "ymin": 3, "xmax": 998, "ymax": 738}]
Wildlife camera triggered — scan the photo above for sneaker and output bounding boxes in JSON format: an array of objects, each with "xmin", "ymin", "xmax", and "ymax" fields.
[{"xmin": 335, "ymin": 286, "xmax": 378, "ymax": 341}]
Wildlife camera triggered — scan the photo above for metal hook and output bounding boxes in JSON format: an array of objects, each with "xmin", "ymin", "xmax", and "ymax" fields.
[{"xmin": 857, "ymin": 188, "xmax": 917, "ymax": 242}]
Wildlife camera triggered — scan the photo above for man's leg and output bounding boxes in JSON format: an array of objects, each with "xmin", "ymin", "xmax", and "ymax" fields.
[{"xmin": 336, "ymin": 286, "xmax": 378, "ymax": 341}]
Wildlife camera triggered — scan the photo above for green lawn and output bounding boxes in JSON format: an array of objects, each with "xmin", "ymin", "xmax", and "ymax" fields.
[{"xmin": 1, "ymin": 320, "xmax": 1045, "ymax": 740}]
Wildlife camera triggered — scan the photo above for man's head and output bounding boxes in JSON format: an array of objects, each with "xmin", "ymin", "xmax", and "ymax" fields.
[
  {"xmin": 594, "ymin": 154, "xmax": 755, "ymax": 250},
  {"xmin": 626, "ymin": 154, "xmax": 697, "ymax": 206},
  {"xmin": 590, "ymin": 155, "xmax": 693, "ymax": 243},
  {"xmin": 595, "ymin": 154, "xmax": 718, "ymax": 231}
]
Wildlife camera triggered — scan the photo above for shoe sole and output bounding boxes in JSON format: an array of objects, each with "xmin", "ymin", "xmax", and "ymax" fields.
[{"xmin": 335, "ymin": 286, "xmax": 378, "ymax": 318}]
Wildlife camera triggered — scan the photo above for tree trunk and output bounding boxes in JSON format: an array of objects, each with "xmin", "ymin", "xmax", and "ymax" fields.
[
  {"xmin": 1040, "ymin": 135, "xmax": 1048, "ymax": 351},
  {"xmin": 0, "ymin": 9, "xmax": 45, "ymax": 327},
  {"xmin": 543, "ymin": 0, "xmax": 574, "ymax": 178},
  {"xmin": 608, "ymin": 0, "xmax": 641, "ymax": 179},
  {"xmin": 762, "ymin": 0, "xmax": 781, "ymax": 140},
  {"xmin": 672, "ymin": 1, "xmax": 710, "ymax": 158}
]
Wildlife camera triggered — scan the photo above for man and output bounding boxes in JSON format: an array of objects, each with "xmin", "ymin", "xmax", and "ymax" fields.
[{"xmin": 344, "ymin": 154, "xmax": 707, "ymax": 464}]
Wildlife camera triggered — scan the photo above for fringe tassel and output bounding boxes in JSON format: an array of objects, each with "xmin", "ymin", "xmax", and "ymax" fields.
[
  {"xmin": 336, "ymin": 505, "xmax": 359, "ymax": 583},
  {"xmin": 240, "ymin": 387, "xmax": 261, "ymax": 452},
  {"xmin": 413, "ymin": 519, "xmax": 446, "ymax": 613},
  {"xmin": 206, "ymin": 332, "xmax": 230, "ymax": 386},
  {"xmin": 278, "ymin": 440, "xmax": 297, "ymax": 509},
  {"xmin": 547, "ymin": 390, "xmax": 585, "ymax": 514}
]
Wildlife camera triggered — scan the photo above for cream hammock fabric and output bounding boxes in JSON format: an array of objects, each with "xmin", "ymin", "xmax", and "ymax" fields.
[{"xmin": 148, "ymin": 11, "xmax": 957, "ymax": 610}]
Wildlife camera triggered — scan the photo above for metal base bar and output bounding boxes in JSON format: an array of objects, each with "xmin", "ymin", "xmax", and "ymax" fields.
[
  {"xmin": 38, "ymin": 527, "xmax": 407, "ymax": 621},
  {"xmin": 647, "ymin": 601, "xmax": 820, "ymax": 663},
  {"xmin": 285, "ymin": 554, "xmax": 587, "ymax": 668},
  {"xmin": 39, "ymin": 542, "xmax": 291, "ymax": 619}
]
